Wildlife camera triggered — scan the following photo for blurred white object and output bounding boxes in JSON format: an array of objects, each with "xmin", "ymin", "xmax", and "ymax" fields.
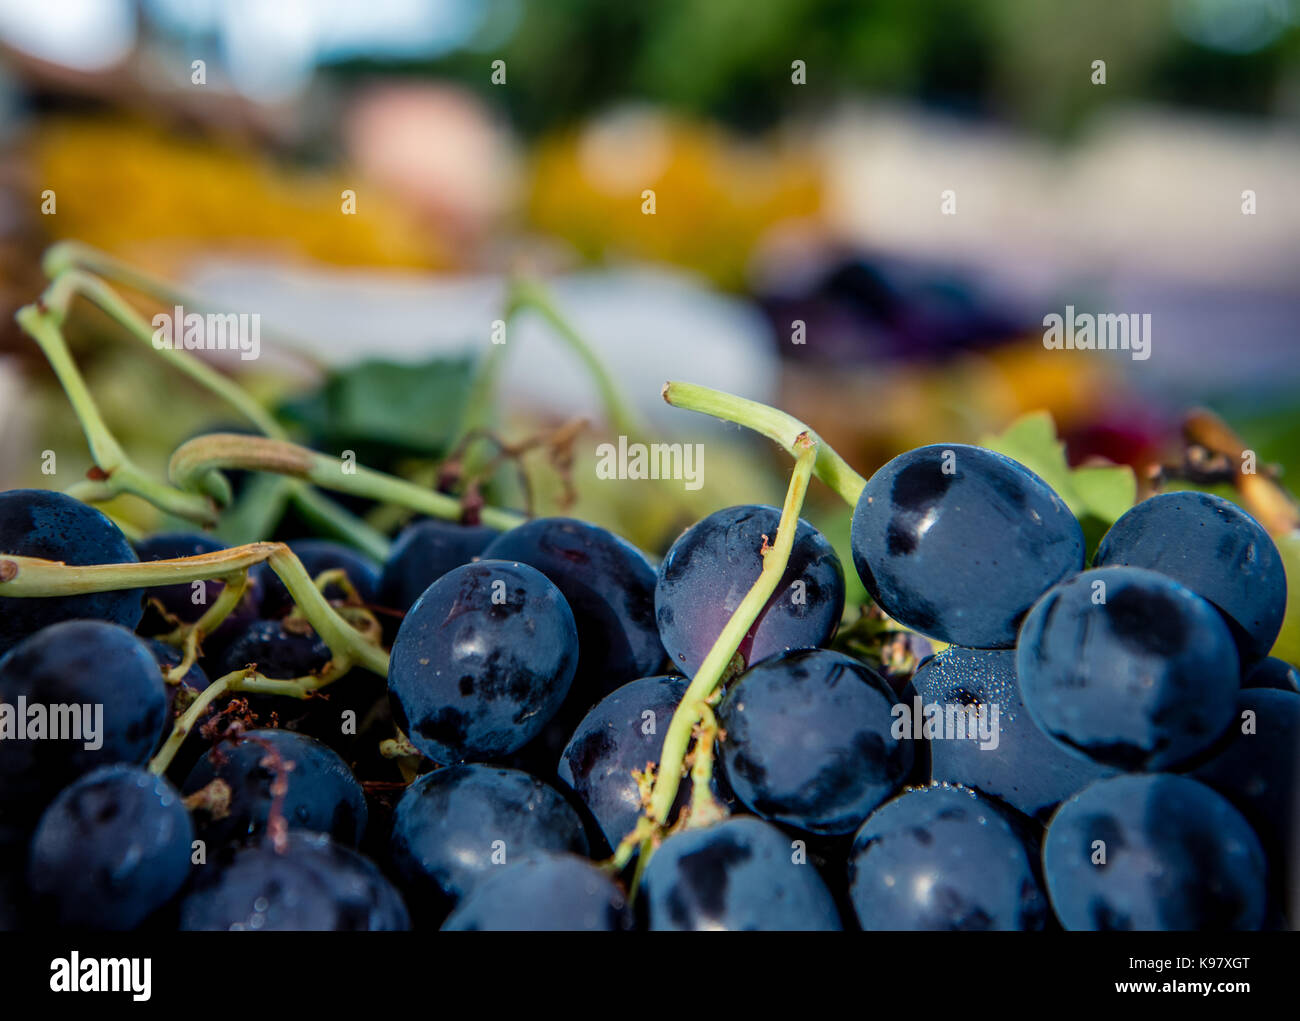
[{"xmin": 183, "ymin": 261, "xmax": 779, "ymax": 428}]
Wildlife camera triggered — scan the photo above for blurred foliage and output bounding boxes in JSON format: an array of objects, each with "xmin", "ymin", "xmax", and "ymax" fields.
[
  {"xmin": 29, "ymin": 118, "xmax": 450, "ymax": 270},
  {"xmin": 403, "ymin": 0, "xmax": 1300, "ymax": 136}
]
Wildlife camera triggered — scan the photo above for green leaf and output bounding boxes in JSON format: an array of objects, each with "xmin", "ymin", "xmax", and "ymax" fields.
[
  {"xmin": 981, "ymin": 411, "xmax": 1137, "ymax": 555},
  {"xmin": 277, "ymin": 356, "xmax": 476, "ymax": 463}
]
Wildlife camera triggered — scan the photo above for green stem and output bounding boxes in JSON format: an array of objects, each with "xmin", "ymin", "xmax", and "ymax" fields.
[
  {"xmin": 646, "ymin": 434, "xmax": 818, "ymax": 827},
  {"xmin": 15, "ymin": 303, "xmax": 218, "ymax": 525},
  {"xmin": 663, "ymin": 380, "xmax": 867, "ymax": 507},
  {"xmin": 509, "ymin": 278, "xmax": 644, "ymax": 439},
  {"xmin": 170, "ymin": 433, "xmax": 524, "ymax": 533}
]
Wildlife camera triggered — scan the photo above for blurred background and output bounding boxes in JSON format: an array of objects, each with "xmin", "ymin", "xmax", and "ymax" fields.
[{"xmin": 0, "ymin": 0, "xmax": 1298, "ymax": 599}]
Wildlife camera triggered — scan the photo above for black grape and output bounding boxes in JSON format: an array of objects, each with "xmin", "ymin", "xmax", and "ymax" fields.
[
  {"xmin": 389, "ymin": 764, "xmax": 588, "ymax": 913},
  {"xmin": 641, "ymin": 816, "xmax": 843, "ymax": 930},
  {"xmin": 27, "ymin": 764, "xmax": 193, "ymax": 930},
  {"xmin": 179, "ymin": 831, "xmax": 409, "ymax": 931},
  {"xmin": 849, "ymin": 445, "xmax": 1084, "ymax": 648},
  {"xmin": 210, "ymin": 618, "xmax": 332, "ymax": 680},
  {"xmin": 481, "ymin": 517, "xmax": 663, "ymax": 695},
  {"xmin": 441, "ymin": 852, "xmax": 630, "ymax": 931},
  {"xmin": 1042, "ymin": 773, "xmax": 1267, "ymax": 930},
  {"xmin": 911, "ymin": 646, "xmax": 1116, "ymax": 822},
  {"xmin": 0, "ymin": 620, "xmax": 166, "ymax": 848},
  {"xmin": 717, "ymin": 649, "xmax": 911, "ymax": 835},
  {"xmin": 183, "ymin": 729, "xmax": 367, "ymax": 847},
  {"xmin": 847, "ymin": 783, "xmax": 1047, "ymax": 930},
  {"xmin": 557, "ymin": 674, "xmax": 690, "ymax": 849},
  {"xmin": 1243, "ymin": 657, "xmax": 1300, "ymax": 694},
  {"xmin": 1017, "ymin": 567, "xmax": 1240, "ymax": 770},
  {"xmin": 0, "ymin": 489, "xmax": 142, "ymax": 656},
  {"xmin": 378, "ymin": 518, "xmax": 498, "ymax": 614},
  {"xmin": 655, "ymin": 505, "xmax": 845, "ymax": 677},
  {"xmin": 1191, "ymin": 689, "xmax": 1300, "ymax": 925},
  {"xmin": 388, "ymin": 560, "xmax": 578, "ymax": 762},
  {"xmin": 1094, "ymin": 490, "xmax": 1286, "ymax": 663}
]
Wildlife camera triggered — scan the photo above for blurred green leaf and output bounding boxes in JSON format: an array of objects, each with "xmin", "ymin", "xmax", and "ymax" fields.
[
  {"xmin": 1270, "ymin": 532, "xmax": 1298, "ymax": 666},
  {"xmin": 981, "ymin": 410, "xmax": 1137, "ymax": 554},
  {"xmin": 277, "ymin": 356, "xmax": 475, "ymax": 464}
]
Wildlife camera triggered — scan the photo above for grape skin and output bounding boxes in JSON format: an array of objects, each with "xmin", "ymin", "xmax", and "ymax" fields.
[
  {"xmin": 1094, "ymin": 490, "xmax": 1286, "ymax": 664},
  {"xmin": 28, "ymin": 764, "xmax": 193, "ymax": 930},
  {"xmin": 0, "ymin": 620, "xmax": 167, "ymax": 848},
  {"xmin": 850, "ymin": 445, "xmax": 1084, "ymax": 648},
  {"xmin": 183, "ymin": 728, "xmax": 368, "ymax": 848},
  {"xmin": 912, "ymin": 646, "xmax": 1116, "ymax": 822},
  {"xmin": 441, "ymin": 852, "xmax": 630, "ymax": 931},
  {"xmin": 1043, "ymin": 773, "xmax": 1267, "ymax": 931},
  {"xmin": 0, "ymin": 489, "xmax": 143, "ymax": 656},
  {"xmin": 655, "ymin": 505, "xmax": 845, "ymax": 677},
  {"xmin": 389, "ymin": 763, "xmax": 588, "ymax": 914},
  {"xmin": 717, "ymin": 649, "xmax": 911, "ymax": 836},
  {"xmin": 179, "ymin": 831, "xmax": 409, "ymax": 931},
  {"xmin": 388, "ymin": 560, "xmax": 578, "ymax": 762},
  {"xmin": 847, "ymin": 784, "xmax": 1047, "ymax": 931},
  {"xmin": 642, "ymin": 816, "xmax": 843, "ymax": 930},
  {"xmin": 1017, "ymin": 567, "xmax": 1240, "ymax": 771}
]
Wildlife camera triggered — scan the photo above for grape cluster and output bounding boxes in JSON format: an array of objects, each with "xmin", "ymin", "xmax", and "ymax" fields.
[{"xmin": 0, "ymin": 424, "xmax": 1293, "ymax": 931}]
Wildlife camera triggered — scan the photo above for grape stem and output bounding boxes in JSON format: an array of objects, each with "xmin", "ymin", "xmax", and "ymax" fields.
[
  {"xmin": 611, "ymin": 433, "xmax": 818, "ymax": 872},
  {"xmin": 169, "ymin": 433, "xmax": 525, "ymax": 533},
  {"xmin": 0, "ymin": 542, "xmax": 389, "ymax": 678},
  {"xmin": 662, "ymin": 380, "xmax": 867, "ymax": 507}
]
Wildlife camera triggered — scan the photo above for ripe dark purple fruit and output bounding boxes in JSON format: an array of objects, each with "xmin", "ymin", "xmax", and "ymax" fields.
[
  {"xmin": 388, "ymin": 560, "xmax": 578, "ymax": 763},
  {"xmin": 718, "ymin": 649, "xmax": 911, "ymax": 835},
  {"xmin": 1017, "ymin": 567, "xmax": 1240, "ymax": 771},
  {"xmin": 850, "ymin": 445, "xmax": 1084, "ymax": 648},
  {"xmin": 1094, "ymin": 491, "xmax": 1286, "ymax": 663},
  {"xmin": 0, "ymin": 489, "xmax": 142, "ymax": 656},
  {"xmin": 656, "ymin": 505, "xmax": 845, "ymax": 677}
]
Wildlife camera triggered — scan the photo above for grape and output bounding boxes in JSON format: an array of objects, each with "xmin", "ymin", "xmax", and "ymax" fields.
[
  {"xmin": 183, "ymin": 729, "xmax": 367, "ymax": 847},
  {"xmin": 256, "ymin": 539, "xmax": 380, "ymax": 619},
  {"xmin": 1042, "ymin": 773, "xmax": 1267, "ymax": 930},
  {"xmin": 377, "ymin": 519, "xmax": 498, "ymax": 614},
  {"xmin": 179, "ymin": 830, "xmax": 409, "ymax": 931},
  {"xmin": 717, "ymin": 649, "xmax": 911, "ymax": 835},
  {"xmin": 481, "ymin": 518, "xmax": 662, "ymax": 694},
  {"xmin": 390, "ymin": 764, "xmax": 588, "ymax": 913},
  {"xmin": 847, "ymin": 784, "xmax": 1047, "ymax": 930},
  {"xmin": 0, "ymin": 620, "xmax": 166, "ymax": 848},
  {"xmin": 0, "ymin": 489, "xmax": 143, "ymax": 656},
  {"xmin": 557, "ymin": 674, "xmax": 690, "ymax": 848},
  {"xmin": 641, "ymin": 816, "xmax": 842, "ymax": 930},
  {"xmin": 911, "ymin": 647, "xmax": 1116, "ymax": 822},
  {"xmin": 145, "ymin": 639, "xmax": 211, "ymax": 722},
  {"xmin": 388, "ymin": 560, "xmax": 578, "ymax": 762},
  {"xmin": 849, "ymin": 445, "xmax": 1084, "ymax": 648},
  {"xmin": 441, "ymin": 852, "xmax": 630, "ymax": 931},
  {"xmin": 210, "ymin": 618, "xmax": 332, "ymax": 680},
  {"xmin": 655, "ymin": 505, "xmax": 845, "ymax": 677},
  {"xmin": 1243, "ymin": 657, "xmax": 1300, "ymax": 694},
  {"xmin": 134, "ymin": 532, "xmax": 262, "ymax": 646},
  {"xmin": 1094, "ymin": 491, "xmax": 1286, "ymax": 663},
  {"xmin": 1017, "ymin": 567, "xmax": 1239, "ymax": 770},
  {"xmin": 1190, "ymin": 689, "xmax": 1300, "ymax": 925},
  {"xmin": 27, "ymin": 764, "xmax": 193, "ymax": 930}
]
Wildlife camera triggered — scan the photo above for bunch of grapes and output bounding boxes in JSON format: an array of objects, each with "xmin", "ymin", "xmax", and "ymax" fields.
[{"xmin": 0, "ymin": 251, "xmax": 1294, "ymax": 932}]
